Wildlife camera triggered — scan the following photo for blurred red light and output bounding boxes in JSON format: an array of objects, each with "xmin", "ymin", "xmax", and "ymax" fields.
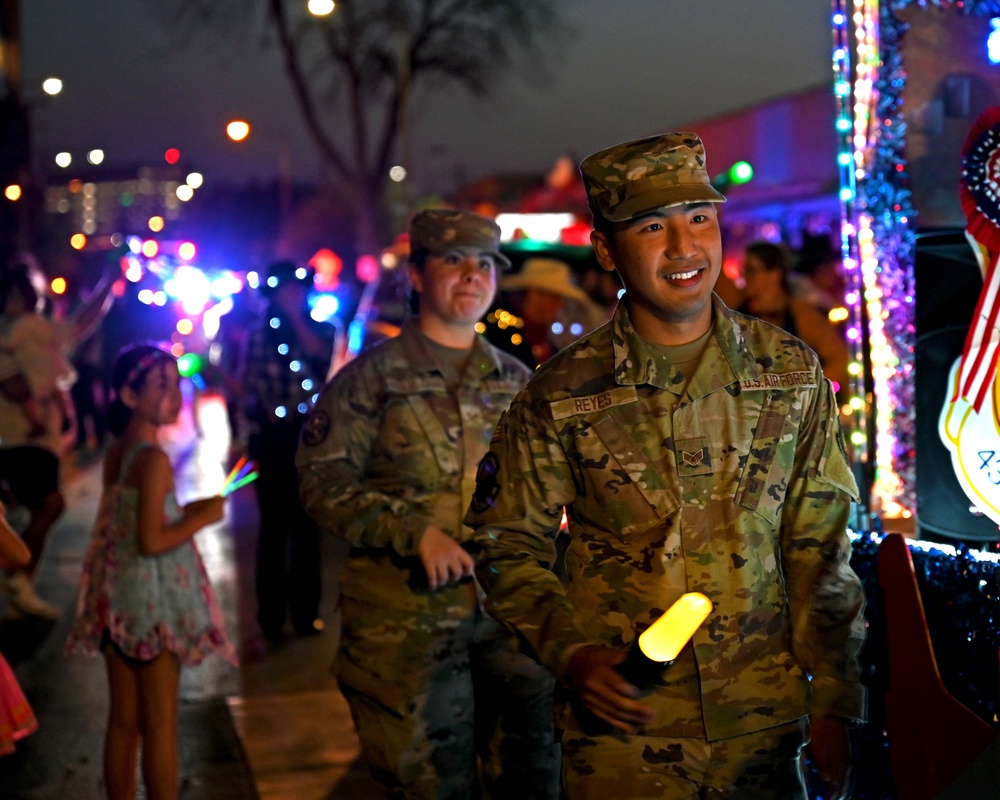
[
  {"xmin": 356, "ymin": 254, "xmax": 379, "ymax": 283},
  {"xmin": 164, "ymin": 148, "xmax": 181, "ymax": 165}
]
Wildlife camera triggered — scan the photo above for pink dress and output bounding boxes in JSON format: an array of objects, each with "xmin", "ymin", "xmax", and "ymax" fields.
[
  {"xmin": 0, "ymin": 652, "xmax": 36, "ymax": 755},
  {"xmin": 65, "ymin": 443, "xmax": 237, "ymax": 666}
]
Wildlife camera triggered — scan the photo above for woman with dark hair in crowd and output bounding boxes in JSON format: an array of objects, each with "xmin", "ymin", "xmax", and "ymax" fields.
[{"xmin": 739, "ymin": 241, "xmax": 850, "ymax": 398}]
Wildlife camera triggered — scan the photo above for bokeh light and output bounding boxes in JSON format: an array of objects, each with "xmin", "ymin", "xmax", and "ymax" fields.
[
  {"xmin": 308, "ymin": 0, "xmax": 335, "ymax": 15},
  {"xmin": 226, "ymin": 120, "xmax": 250, "ymax": 142}
]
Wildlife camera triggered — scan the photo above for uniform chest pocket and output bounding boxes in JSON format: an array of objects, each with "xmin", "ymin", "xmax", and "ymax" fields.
[
  {"xmin": 376, "ymin": 392, "xmax": 454, "ymax": 478},
  {"xmin": 574, "ymin": 413, "xmax": 678, "ymax": 539},
  {"xmin": 735, "ymin": 393, "xmax": 799, "ymax": 523}
]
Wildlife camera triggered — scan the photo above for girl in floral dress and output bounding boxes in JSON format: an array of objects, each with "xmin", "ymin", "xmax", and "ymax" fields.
[
  {"xmin": 65, "ymin": 343, "xmax": 236, "ymax": 799},
  {"xmin": 0, "ymin": 499, "xmax": 37, "ymax": 755}
]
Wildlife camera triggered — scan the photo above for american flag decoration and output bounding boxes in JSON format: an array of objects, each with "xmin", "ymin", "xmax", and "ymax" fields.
[{"xmin": 954, "ymin": 106, "xmax": 1000, "ymax": 412}]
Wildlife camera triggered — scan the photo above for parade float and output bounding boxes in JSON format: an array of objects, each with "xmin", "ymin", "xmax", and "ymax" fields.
[{"xmin": 833, "ymin": 2, "xmax": 1000, "ymax": 796}]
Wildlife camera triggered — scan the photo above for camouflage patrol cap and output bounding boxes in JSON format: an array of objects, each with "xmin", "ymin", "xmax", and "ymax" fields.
[
  {"xmin": 580, "ymin": 132, "xmax": 727, "ymax": 223},
  {"xmin": 409, "ymin": 208, "xmax": 511, "ymax": 269}
]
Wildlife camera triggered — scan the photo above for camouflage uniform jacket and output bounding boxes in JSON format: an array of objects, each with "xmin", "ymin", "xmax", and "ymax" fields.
[
  {"xmin": 466, "ymin": 296, "xmax": 867, "ymax": 741},
  {"xmin": 296, "ymin": 321, "xmax": 532, "ymax": 711}
]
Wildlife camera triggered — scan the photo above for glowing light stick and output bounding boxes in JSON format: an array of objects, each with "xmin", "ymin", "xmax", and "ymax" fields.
[
  {"xmin": 223, "ymin": 456, "xmax": 248, "ymax": 486},
  {"xmin": 222, "ymin": 470, "xmax": 258, "ymax": 496},
  {"xmin": 221, "ymin": 458, "xmax": 258, "ymax": 496},
  {"xmin": 616, "ymin": 592, "xmax": 713, "ymax": 689}
]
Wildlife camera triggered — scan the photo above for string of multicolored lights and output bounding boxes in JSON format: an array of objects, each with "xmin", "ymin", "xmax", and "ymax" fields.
[{"xmin": 832, "ymin": 0, "xmax": 918, "ymax": 522}]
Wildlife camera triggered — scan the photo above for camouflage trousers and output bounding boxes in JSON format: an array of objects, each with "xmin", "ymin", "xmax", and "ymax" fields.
[
  {"xmin": 561, "ymin": 718, "xmax": 809, "ymax": 799},
  {"xmin": 341, "ymin": 611, "xmax": 559, "ymax": 800}
]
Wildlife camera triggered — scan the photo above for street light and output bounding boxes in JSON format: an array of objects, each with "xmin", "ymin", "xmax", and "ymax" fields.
[
  {"xmin": 226, "ymin": 119, "xmax": 250, "ymax": 142},
  {"xmin": 225, "ymin": 119, "xmax": 292, "ymax": 226},
  {"xmin": 307, "ymin": 0, "xmax": 335, "ymax": 16},
  {"xmin": 41, "ymin": 77, "xmax": 63, "ymax": 96}
]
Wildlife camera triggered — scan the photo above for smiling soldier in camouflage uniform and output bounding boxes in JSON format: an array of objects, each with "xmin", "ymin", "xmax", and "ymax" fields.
[
  {"xmin": 296, "ymin": 209, "xmax": 559, "ymax": 799},
  {"xmin": 465, "ymin": 133, "xmax": 866, "ymax": 800}
]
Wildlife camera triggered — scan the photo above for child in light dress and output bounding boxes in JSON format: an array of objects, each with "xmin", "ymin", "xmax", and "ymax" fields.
[{"xmin": 65, "ymin": 343, "xmax": 236, "ymax": 799}]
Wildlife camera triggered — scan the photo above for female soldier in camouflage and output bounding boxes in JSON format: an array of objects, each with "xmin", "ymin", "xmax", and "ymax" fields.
[{"xmin": 296, "ymin": 209, "xmax": 559, "ymax": 799}]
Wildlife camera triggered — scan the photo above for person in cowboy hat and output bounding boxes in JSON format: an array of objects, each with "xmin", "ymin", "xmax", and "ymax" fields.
[
  {"xmin": 238, "ymin": 259, "xmax": 337, "ymax": 640},
  {"xmin": 499, "ymin": 257, "xmax": 606, "ymax": 365},
  {"xmin": 466, "ymin": 132, "xmax": 866, "ymax": 799},
  {"xmin": 296, "ymin": 209, "xmax": 559, "ymax": 799}
]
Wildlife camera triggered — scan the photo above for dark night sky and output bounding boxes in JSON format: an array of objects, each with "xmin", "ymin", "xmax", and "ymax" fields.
[{"xmin": 22, "ymin": 1, "xmax": 834, "ymax": 193}]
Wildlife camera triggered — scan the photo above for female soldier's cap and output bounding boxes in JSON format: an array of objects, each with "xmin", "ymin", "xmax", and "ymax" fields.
[
  {"xmin": 409, "ymin": 209, "xmax": 511, "ymax": 270},
  {"xmin": 580, "ymin": 132, "xmax": 727, "ymax": 223}
]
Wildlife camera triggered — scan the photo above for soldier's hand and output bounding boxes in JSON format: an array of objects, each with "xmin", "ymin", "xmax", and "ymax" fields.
[
  {"xmin": 567, "ymin": 645, "xmax": 656, "ymax": 734},
  {"xmin": 417, "ymin": 526, "xmax": 474, "ymax": 590},
  {"xmin": 807, "ymin": 715, "xmax": 852, "ymax": 800}
]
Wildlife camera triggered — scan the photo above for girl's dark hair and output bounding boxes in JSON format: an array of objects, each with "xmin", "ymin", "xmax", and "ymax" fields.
[
  {"xmin": 107, "ymin": 343, "xmax": 175, "ymax": 436},
  {"xmin": 0, "ymin": 268, "xmax": 39, "ymax": 314}
]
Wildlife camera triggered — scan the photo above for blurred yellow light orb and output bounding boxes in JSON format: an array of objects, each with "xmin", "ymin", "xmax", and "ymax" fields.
[
  {"xmin": 226, "ymin": 120, "xmax": 251, "ymax": 142},
  {"xmin": 308, "ymin": 0, "xmax": 335, "ymax": 15}
]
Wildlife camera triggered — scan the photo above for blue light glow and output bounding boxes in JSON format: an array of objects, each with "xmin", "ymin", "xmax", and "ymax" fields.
[
  {"xmin": 309, "ymin": 292, "xmax": 340, "ymax": 322},
  {"xmin": 989, "ymin": 18, "xmax": 1000, "ymax": 64}
]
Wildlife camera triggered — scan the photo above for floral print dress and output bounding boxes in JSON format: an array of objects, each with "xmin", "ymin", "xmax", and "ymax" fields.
[{"xmin": 65, "ymin": 442, "xmax": 237, "ymax": 666}]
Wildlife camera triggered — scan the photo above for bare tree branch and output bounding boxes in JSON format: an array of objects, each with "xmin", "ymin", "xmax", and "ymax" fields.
[{"xmin": 145, "ymin": 0, "xmax": 570, "ymax": 253}]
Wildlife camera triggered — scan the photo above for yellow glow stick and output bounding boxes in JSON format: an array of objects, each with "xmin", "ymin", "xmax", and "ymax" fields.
[
  {"xmin": 616, "ymin": 592, "xmax": 714, "ymax": 689},
  {"xmin": 636, "ymin": 592, "xmax": 713, "ymax": 663}
]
